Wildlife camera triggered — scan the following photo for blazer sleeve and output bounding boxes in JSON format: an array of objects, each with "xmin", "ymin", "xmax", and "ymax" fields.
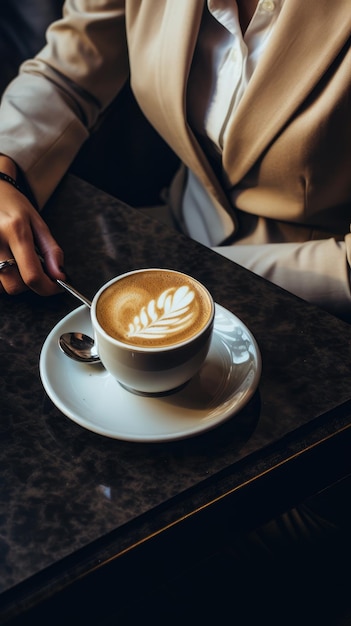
[
  {"xmin": 213, "ymin": 236, "xmax": 351, "ymax": 319},
  {"xmin": 0, "ymin": 0, "xmax": 128, "ymax": 208}
]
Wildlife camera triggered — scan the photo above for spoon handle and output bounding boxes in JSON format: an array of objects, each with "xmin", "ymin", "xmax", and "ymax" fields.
[{"xmin": 56, "ymin": 279, "xmax": 92, "ymax": 308}]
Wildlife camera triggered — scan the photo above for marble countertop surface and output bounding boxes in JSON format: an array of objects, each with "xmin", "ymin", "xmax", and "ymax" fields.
[{"xmin": 1, "ymin": 174, "xmax": 351, "ymax": 622}]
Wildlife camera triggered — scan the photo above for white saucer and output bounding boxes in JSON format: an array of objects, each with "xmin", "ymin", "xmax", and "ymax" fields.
[{"xmin": 39, "ymin": 304, "xmax": 261, "ymax": 442}]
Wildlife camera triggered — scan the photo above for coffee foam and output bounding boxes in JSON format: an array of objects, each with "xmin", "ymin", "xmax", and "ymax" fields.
[{"xmin": 96, "ymin": 270, "xmax": 212, "ymax": 347}]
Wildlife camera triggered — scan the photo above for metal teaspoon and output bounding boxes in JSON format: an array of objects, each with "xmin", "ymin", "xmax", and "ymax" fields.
[
  {"xmin": 56, "ymin": 279, "xmax": 101, "ymax": 364},
  {"xmin": 58, "ymin": 332, "xmax": 101, "ymax": 363},
  {"xmin": 56, "ymin": 279, "xmax": 92, "ymax": 308}
]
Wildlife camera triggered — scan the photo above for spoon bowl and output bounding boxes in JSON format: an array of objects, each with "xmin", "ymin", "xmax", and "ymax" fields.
[{"xmin": 59, "ymin": 332, "xmax": 101, "ymax": 364}]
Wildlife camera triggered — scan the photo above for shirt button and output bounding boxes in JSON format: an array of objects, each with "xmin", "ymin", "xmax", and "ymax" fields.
[{"xmin": 261, "ymin": 0, "xmax": 275, "ymax": 12}]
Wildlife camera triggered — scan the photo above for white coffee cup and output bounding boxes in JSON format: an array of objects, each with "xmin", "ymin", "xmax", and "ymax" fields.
[{"xmin": 91, "ymin": 268, "xmax": 215, "ymax": 394}]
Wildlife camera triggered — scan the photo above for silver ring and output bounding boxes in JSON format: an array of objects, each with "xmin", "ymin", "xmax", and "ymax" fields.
[{"xmin": 0, "ymin": 258, "xmax": 17, "ymax": 272}]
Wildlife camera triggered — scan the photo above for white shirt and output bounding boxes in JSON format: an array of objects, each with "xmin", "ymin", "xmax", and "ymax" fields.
[{"xmin": 183, "ymin": 0, "xmax": 284, "ymax": 245}]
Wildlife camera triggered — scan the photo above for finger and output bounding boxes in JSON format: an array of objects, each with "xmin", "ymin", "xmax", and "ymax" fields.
[
  {"xmin": 0, "ymin": 183, "xmax": 66, "ymax": 295},
  {"xmin": 33, "ymin": 221, "xmax": 66, "ymax": 281},
  {"xmin": 6, "ymin": 206, "xmax": 66, "ymax": 296},
  {"xmin": 12, "ymin": 242, "xmax": 64, "ymax": 296},
  {"xmin": 0, "ymin": 253, "xmax": 26, "ymax": 295}
]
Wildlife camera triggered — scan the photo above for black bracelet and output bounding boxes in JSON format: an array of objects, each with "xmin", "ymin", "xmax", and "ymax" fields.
[{"xmin": 0, "ymin": 171, "xmax": 25, "ymax": 196}]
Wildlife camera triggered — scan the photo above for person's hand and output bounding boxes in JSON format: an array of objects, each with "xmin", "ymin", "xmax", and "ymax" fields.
[{"xmin": 0, "ymin": 180, "xmax": 66, "ymax": 296}]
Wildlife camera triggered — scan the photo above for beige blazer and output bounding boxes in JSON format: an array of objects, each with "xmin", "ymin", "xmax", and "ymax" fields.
[{"xmin": 0, "ymin": 0, "xmax": 350, "ymax": 314}]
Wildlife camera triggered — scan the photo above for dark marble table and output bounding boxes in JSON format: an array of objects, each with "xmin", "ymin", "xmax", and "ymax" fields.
[{"xmin": 1, "ymin": 174, "xmax": 351, "ymax": 624}]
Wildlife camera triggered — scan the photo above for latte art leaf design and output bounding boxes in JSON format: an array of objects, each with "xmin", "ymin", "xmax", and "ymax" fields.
[{"xmin": 127, "ymin": 285, "xmax": 196, "ymax": 340}]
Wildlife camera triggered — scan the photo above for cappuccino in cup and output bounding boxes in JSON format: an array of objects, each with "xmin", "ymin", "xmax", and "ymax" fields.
[
  {"xmin": 91, "ymin": 268, "xmax": 215, "ymax": 394},
  {"xmin": 96, "ymin": 269, "xmax": 212, "ymax": 348}
]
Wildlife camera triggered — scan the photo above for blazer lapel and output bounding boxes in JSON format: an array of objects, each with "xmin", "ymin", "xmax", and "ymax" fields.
[
  {"xmin": 149, "ymin": 0, "xmax": 235, "ymax": 211},
  {"xmin": 150, "ymin": 0, "xmax": 203, "ymax": 151},
  {"xmin": 222, "ymin": 0, "xmax": 351, "ymax": 186}
]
